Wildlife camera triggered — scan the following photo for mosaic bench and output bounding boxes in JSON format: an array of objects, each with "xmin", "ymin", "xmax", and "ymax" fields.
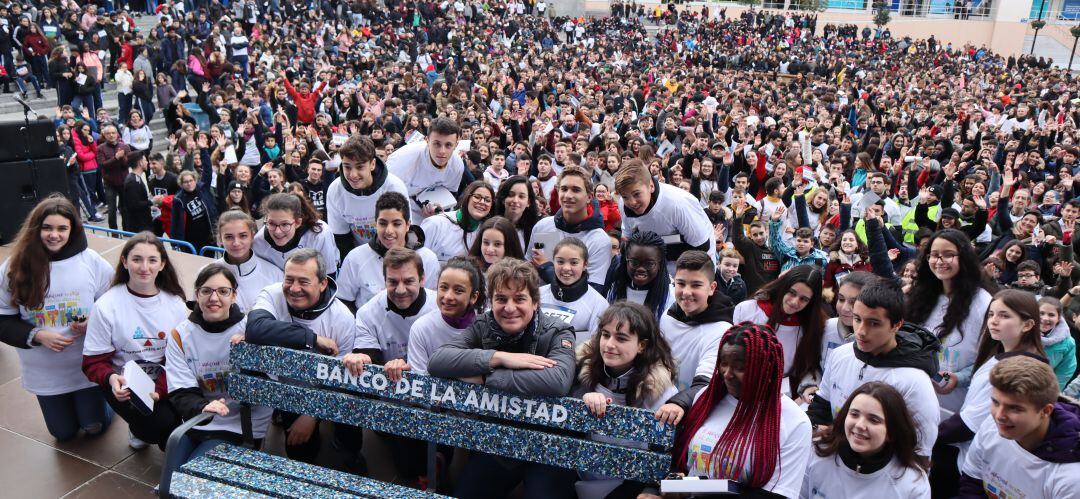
[
  {"xmin": 228, "ymin": 343, "xmax": 674, "ymax": 486},
  {"xmin": 167, "ymin": 442, "xmax": 447, "ymax": 498}
]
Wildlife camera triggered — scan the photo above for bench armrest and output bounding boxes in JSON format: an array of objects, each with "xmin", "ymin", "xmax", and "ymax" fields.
[{"xmin": 159, "ymin": 412, "xmax": 214, "ymax": 497}]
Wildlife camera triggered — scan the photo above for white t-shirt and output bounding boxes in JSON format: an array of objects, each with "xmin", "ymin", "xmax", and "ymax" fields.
[
  {"xmin": 658, "ymin": 313, "xmax": 730, "ymax": 391},
  {"xmin": 165, "ymin": 316, "xmax": 272, "ymax": 438},
  {"xmin": 801, "ymin": 453, "xmax": 930, "ymax": 499},
  {"xmin": 407, "ymin": 310, "xmax": 468, "ymax": 375},
  {"xmin": 621, "ymin": 181, "xmax": 716, "ymax": 276},
  {"xmin": 732, "ymin": 300, "xmax": 804, "ymax": 377},
  {"xmin": 252, "ymin": 221, "xmax": 340, "ymax": 271},
  {"xmin": 820, "ymin": 318, "xmax": 854, "ymax": 372},
  {"xmin": 530, "ymin": 216, "xmax": 611, "ymax": 287},
  {"xmin": 251, "ymin": 284, "xmax": 355, "ymax": 359},
  {"xmin": 962, "ymin": 414, "xmax": 1080, "ymax": 498},
  {"xmin": 917, "ymin": 289, "xmax": 992, "ymax": 414},
  {"xmin": 386, "ymin": 140, "xmax": 467, "ymax": 222},
  {"xmin": 420, "ymin": 211, "xmax": 478, "ymax": 263},
  {"xmin": 353, "ymin": 289, "xmax": 438, "ymax": 362},
  {"xmin": 625, "ymin": 284, "xmax": 676, "ymax": 312},
  {"xmin": 325, "ymin": 174, "xmax": 409, "ymax": 246},
  {"xmin": 336, "ymin": 243, "xmax": 441, "ymax": 307},
  {"xmin": 0, "ymin": 249, "xmax": 113, "ymax": 395},
  {"xmin": 83, "ymin": 285, "xmax": 189, "ymax": 369},
  {"xmin": 539, "ymin": 283, "xmax": 607, "ymax": 344},
  {"xmin": 817, "ymin": 342, "xmax": 940, "ymax": 457},
  {"xmin": 212, "ymin": 254, "xmax": 283, "ymax": 312},
  {"xmin": 686, "ymin": 394, "xmax": 812, "ymax": 498}
]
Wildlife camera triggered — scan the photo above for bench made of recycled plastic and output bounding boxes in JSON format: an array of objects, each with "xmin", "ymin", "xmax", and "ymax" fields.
[{"xmin": 212, "ymin": 342, "xmax": 674, "ymax": 493}]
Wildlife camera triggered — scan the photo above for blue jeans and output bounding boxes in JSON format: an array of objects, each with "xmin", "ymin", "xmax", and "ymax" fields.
[
  {"xmin": 36, "ymin": 386, "xmax": 112, "ymax": 441},
  {"xmin": 230, "ymin": 55, "xmax": 249, "ymax": 80},
  {"xmin": 70, "ymin": 168, "xmax": 95, "ymax": 217},
  {"xmin": 72, "ymin": 94, "xmax": 96, "ymax": 116},
  {"xmin": 81, "ymin": 170, "xmax": 101, "ymax": 206},
  {"xmin": 14, "ymin": 74, "xmax": 41, "ymax": 94}
]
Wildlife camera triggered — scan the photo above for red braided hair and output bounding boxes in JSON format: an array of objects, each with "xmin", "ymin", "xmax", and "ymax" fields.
[{"xmin": 671, "ymin": 322, "xmax": 785, "ymax": 489}]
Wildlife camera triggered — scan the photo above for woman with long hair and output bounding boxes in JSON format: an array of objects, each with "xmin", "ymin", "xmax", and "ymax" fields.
[
  {"xmin": 660, "ymin": 322, "xmax": 812, "ymax": 498},
  {"xmin": 936, "ymin": 289, "xmax": 1048, "ymax": 496},
  {"xmin": 493, "ymin": 175, "xmax": 540, "ymax": 249},
  {"xmin": 252, "ymin": 193, "xmax": 340, "ymax": 272},
  {"xmin": 214, "ymin": 210, "xmax": 283, "ymax": 312},
  {"xmin": 81, "ymin": 232, "xmax": 188, "ymax": 450},
  {"xmin": 421, "ymin": 180, "xmax": 494, "ymax": 263},
  {"xmin": 468, "ymin": 216, "xmax": 525, "ymax": 273},
  {"xmin": 905, "ymin": 229, "xmax": 994, "ymax": 414},
  {"xmin": 605, "ymin": 230, "xmax": 675, "ymax": 324},
  {"xmin": 732, "ymin": 265, "xmax": 828, "ymax": 396},
  {"xmin": 0, "ymin": 196, "xmax": 113, "ymax": 441},
  {"xmin": 806, "ymin": 382, "xmax": 930, "ymax": 497},
  {"xmin": 72, "ymin": 121, "xmax": 101, "ymax": 208},
  {"xmin": 161, "ymin": 264, "xmax": 272, "ymax": 489}
]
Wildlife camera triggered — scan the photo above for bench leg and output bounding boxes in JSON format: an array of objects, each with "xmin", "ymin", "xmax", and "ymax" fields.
[{"xmin": 426, "ymin": 440, "xmax": 438, "ymax": 492}]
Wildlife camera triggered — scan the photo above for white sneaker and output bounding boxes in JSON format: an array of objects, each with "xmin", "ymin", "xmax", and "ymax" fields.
[{"xmin": 128, "ymin": 431, "xmax": 149, "ymax": 450}]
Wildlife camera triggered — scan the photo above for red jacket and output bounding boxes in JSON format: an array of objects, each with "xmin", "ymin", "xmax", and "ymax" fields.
[
  {"xmin": 283, "ymin": 78, "xmax": 326, "ymax": 124},
  {"xmin": 22, "ymin": 32, "xmax": 49, "ymax": 57},
  {"xmin": 72, "ymin": 133, "xmax": 98, "ymax": 172},
  {"xmin": 598, "ymin": 198, "xmax": 621, "ymax": 233},
  {"xmin": 117, "ymin": 43, "xmax": 134, "ymax": 71}
]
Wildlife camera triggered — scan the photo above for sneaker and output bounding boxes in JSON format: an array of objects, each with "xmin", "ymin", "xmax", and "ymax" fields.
[
  {"xmin": 82, "ymin": 423, "xmax": 104, "ymax": 436},
  {"xmin": 88, "ymin": 215, "xmax": 106, "ymax": 223},
  {"xmin": 128, "ymin": 430, "xmax": 148, "ymax": 450}
]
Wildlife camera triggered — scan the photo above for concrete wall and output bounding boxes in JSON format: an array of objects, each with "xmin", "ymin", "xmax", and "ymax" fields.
[{"xmin": 582, "ymin": 1, "xmax": 1034, "ymax": 56}]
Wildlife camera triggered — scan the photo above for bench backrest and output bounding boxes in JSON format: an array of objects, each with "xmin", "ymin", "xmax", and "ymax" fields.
[{"xmin": 227, "ymin": 343, "xmax": 676, "ymax": 482}]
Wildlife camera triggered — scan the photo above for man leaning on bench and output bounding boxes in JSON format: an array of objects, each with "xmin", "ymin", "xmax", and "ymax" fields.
[{"xmin": 158, "ymin": 253, "xmax": 676, "ymax": 499}]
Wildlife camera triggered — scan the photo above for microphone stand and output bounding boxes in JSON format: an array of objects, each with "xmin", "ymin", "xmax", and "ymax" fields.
[{"xmin": 16, "ymin": 96, "xmax": 40, "ymax": 207}]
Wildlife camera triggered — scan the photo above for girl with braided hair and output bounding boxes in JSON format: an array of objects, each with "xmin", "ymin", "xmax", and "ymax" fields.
[
  {"xmin": 656, "ymin": 322, "xmax": 812, "ymax": 498},
  {"xmin": 605, "ymin": 230, "xmax": 675, "ymax": 323}
]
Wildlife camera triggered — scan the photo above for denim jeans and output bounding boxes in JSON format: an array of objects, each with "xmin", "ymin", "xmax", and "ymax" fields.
[
  {"xmin": 81, "ymin": 170, "xmax": 101, "ymax": 206},
  {"xmin": 70, "ymin": 168, "xmax": 95, "ymax": 217},
  {"xmin": 36, "ymin": 386, "xmax": 113, "ymax": 441},
  {"xmin": 71, "ymin": 94, "xmax": 97, "ymax": 116}
]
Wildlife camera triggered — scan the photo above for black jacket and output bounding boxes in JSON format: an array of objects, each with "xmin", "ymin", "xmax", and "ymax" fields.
[
  {"xmin": 807, "ymin": 322, "xmax": 939, "ymax": 426},
  {"xmin": 122, "ymin": 171, "xmax": 154, "ymax": 234},
  {"xmin": 245, "ymin": 279, "xmax": 340, "ymax": 352}
]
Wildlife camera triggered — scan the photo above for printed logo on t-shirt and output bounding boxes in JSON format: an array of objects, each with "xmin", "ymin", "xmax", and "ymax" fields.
[
  {"xmin": 541, "ymin": 304, "xmax": 577, "ymax": 326},
  {"xmin": 690, "ymin": 439, "xmax": 745, "ymax": 482},
  {"xmin": 309, "ymin": 190, "xmax": 326, "ymax": 211},
  {"xmin": 131, "ymin": 326, "xmax": 166, "ymax": 348},
  {"xmin": 187, "ymin": 198, "xmax": 206, "ymax": 219},
  {"xmin": 984, "ymin": 472, "xmax": 1022, "ymax": 499},
  {"xmin": 348, "ymin": 216, "xmax": 377, "ymax": 243},
  {"xmin": 939, "ymin": 347, "xmax": 962, "ymax": 374},
  {"xmin": 30, "ymin": 290, "xmax": 88, "ymax": 328}
]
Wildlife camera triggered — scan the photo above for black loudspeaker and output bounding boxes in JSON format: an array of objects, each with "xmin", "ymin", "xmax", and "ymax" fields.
[
  {"xmin": 0, "ymin": 157, "xmax": 71, "ymax": 244},
  {"xmin": 0, "ymin": 120, "xmax": 59, "ymax": 162}
]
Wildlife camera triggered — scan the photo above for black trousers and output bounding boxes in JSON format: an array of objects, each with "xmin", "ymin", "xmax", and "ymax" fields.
[{"xmin": 101, "ymin": 385, "xmax": 181, "ymax": 451}]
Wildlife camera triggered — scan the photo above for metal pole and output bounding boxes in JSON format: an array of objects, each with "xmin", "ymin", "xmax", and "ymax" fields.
[
  {"xmin": 1032, "ymin": 0, "xmax": 1047, "ymax": 54},
  {"xmin": 1071, "ymin": 34, "xmax": 1079, "ymax": 71}
]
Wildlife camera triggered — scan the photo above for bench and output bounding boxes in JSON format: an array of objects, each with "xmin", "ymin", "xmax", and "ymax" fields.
[
  {"xmin": 210, "ymin": 342, "xmax": 676, "ymax": 493},
  {"xmin": 158, "ymin": 402, "xmax": 448, "ymax": 498}
]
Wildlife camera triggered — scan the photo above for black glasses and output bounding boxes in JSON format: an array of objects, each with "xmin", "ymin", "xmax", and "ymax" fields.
[
  {"xmin": 197, "ymin": 287, "xmax": 235, "ymax": 298},
  {"xmin": 627, "ymin": 258, "xmax": 659, "ymax": 270}
]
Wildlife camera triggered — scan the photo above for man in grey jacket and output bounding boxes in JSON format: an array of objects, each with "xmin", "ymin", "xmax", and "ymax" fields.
[{"xmin": 428, "ymin": 258, "xmax": 577, "ymax": 498}]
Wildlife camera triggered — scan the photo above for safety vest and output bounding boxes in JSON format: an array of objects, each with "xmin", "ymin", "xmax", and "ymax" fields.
[
  {"xmin": 854, "ymin": 218, "xmax": 900, "ymax": 245},
  {"xmin": 900, "ymin": 205, "xmax": 938, "ymax": 245}
]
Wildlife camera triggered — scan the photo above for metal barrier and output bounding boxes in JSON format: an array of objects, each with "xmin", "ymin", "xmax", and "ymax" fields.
[
  {"xmin": 84, "ymin": 225, "xmax": 200, "ymax": 255},
  {"xmin": 199, "ymin": 245, "xmax": 226, "ymax": 259}
]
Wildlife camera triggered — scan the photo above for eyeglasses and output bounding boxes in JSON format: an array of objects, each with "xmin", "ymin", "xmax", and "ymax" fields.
[
  {"xmin": 1017, "ymin": 273, "xmax": 1038, "ymax": 279},
  {"xmin": 928, "ymin": 252, "xmax": 958, "ymax": 262},
  {"xmin": 266, "ymin": 221, "xmax": 295, "ymax": 232},
  {"xmin": 197, "ymin": 287, "xmax": 234, "ymax": 298},
  {"xmin": 471, "ymin": 194, "xmax": 493, "ymax": 204},
  {"xmin": 627, "ymin": 258, "xmax": 659, "ymax": 270}
]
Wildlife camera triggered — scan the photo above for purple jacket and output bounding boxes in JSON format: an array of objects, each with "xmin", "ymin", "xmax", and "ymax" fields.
[{"xmin": 959, "ymin": 400, "xmax": 1080, "ymax": 497}]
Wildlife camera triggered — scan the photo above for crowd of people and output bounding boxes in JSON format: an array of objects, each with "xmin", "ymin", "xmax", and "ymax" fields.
[{"xmin": 2, "ymin": 0, "xmax": 1080, "ymax": 497}]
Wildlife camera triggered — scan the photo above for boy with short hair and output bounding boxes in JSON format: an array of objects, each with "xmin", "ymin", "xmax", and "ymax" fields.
[
  {"xmin": 715, "ymin": 247, "xmax": 746, "ymax": 304},
  {"xmin": 807, "ymin": 278, "xmax": 941, "ymax": 458},
  {"xmin": 529, "ymin": 166, "xmax": 610, "ymax": 288},
  {"xmin": 770, "ymin": 207, "xmax": 828, "ymax": 271},
  {"xmin": 615, "ymin": 159, "xmax": 715, "ymax": 275},
  {"xmin": 336, "ymin": 192, "xmax": 441, "ymax": 311},
  {"xmin": 1007, "ymin": 260, "xmax": 1073, "ymax": 299},
  {"xmin": 327, "ymin": 135, "xmax": 409, "ymax": 256},
  {"xmin": 960, "ymin": 356, "xmax": 1080, "ymax": 497},
  {"xmin": 655, "ymin": 251, "xmax": 733, "ymax": 424},
  {"xmin": 483, "ymin": 150, "xmax": 510, "ymax": 190},
  {"xmin": 535, "ymin": 154, "xmax": 558, "ymax": 200}
]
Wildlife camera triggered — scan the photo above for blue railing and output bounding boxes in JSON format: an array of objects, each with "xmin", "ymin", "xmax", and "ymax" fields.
[
  {"xmin": 199, "ymin": 245, "xmax": 226, "ymax": 258},
  {"xmin": 84, "ymin": 225, "xmax": 200, "ymax": 255}
]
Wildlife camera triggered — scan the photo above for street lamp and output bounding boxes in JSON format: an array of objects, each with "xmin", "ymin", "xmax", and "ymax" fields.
[
  {"xmin": 1071, "ymin": 25, "xmax": 1080, "ymax": 70},
  {"xmin": 1032, "ymin": 0, "xmax": 1047, "ymax": 55}
]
